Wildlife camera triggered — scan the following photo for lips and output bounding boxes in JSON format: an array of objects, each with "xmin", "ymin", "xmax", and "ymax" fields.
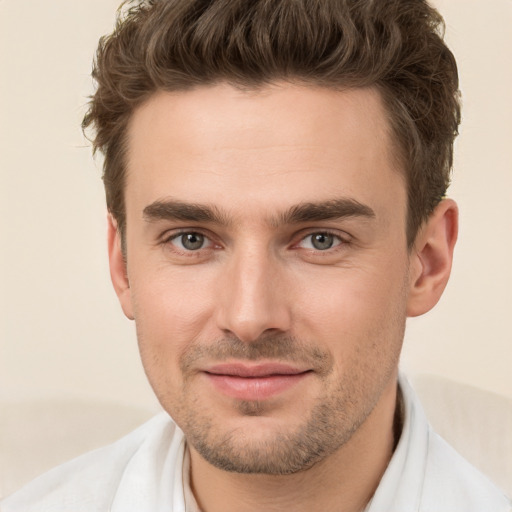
[{"xmin": 203, "ymin": 363, "xmax": 312, "ymax": 401}]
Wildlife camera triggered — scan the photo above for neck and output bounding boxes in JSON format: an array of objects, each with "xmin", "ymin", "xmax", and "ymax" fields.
[{"xmin": 188, "ymin": 376, "xmax": 400, "ymax": 512}]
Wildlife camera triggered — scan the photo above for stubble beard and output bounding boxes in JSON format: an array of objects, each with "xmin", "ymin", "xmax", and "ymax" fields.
[
  {"xmin": 166, "ymin": 333, "xmax": 399, "ymax": 475},
  {"xmin": 182, "ymin": 385, "xmax": 371, "ymax": 475}
]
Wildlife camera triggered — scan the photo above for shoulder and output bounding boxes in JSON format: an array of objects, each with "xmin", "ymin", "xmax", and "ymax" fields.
[
  {"xmin": 0, "ymin": 413, "xmax": 181, "ymax": 512},
  {"xmin": 421, "ymin": 428, "xmax": 512, "ymax": 512},
  {"xmin": 393, "ymin": 374, "xmax": 511, "ymax": 511}
]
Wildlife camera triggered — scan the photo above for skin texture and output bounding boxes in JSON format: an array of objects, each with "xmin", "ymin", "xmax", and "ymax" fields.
[{"xmin": 108, "ymin": 83, "xmax": 458, "ymax": 512}]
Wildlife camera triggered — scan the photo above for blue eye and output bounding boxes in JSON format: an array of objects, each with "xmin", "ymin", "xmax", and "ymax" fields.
[{"xmin": 299, "ymin": 233, "xmax": 342, "ymax": 251}]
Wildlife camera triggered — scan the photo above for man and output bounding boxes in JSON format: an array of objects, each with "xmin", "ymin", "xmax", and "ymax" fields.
[{"xmin": 1, "ymin": 0, "xmax": 510, "ymax": 511}]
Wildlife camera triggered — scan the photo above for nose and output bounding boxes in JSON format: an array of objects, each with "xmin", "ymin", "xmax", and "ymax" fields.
[{"xmin": 215, "ymin": 245, "xmax": 292, "ymax": 343}]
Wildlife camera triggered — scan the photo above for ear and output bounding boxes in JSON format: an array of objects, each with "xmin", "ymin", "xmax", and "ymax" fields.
[
  {"xmin": 107, "ymin": 215, "xmax": 134, "ymax": 320},
  {"xmin": 406, "ymin": 199, "xmax": 458, "ymax": 317}
]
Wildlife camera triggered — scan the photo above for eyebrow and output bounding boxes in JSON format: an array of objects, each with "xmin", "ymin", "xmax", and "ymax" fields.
[
  {"xmin": 273, "ymin": 198, "xmax": 376, "ymax": 226},
  {"xmin": 142, "ymin": 197, "xmax": 375, "ymax": 227},
  {"xmin": 143, "ymin": 199, "xmax": 231, "ymax": 225}
]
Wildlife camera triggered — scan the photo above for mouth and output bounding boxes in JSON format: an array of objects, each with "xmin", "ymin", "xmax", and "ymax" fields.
[{"xmin": 203, "ymin": 363, "xmax": 313, "ymax": 401}]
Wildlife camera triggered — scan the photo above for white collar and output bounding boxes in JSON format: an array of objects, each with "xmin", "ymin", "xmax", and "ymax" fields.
[
  {"xmin": 365, "ymin": 374, "xmax": 429, "ymax": 511},
  {"xmin": 182, "ymin": 444, "xmax": 202, "ymax": 512}
]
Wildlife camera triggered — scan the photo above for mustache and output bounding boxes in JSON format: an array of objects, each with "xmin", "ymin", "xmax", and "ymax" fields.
[{"xmin": 180, "ymin": 333, "xmax": 334, "ymax": 376}]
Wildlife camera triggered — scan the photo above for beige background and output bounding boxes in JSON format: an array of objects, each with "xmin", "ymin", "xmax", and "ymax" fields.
[{"xmin": 1, "ymin": 0, "xmax": 511, "ymax": 411}]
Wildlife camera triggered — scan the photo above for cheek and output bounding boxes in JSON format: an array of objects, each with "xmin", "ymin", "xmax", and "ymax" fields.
[
  {"xmin": 131, "ymin": 263, "xmax": 218, "ymax": 334},
  {"xmin": 294, "ymin": 261, "xmax": 409, "ymax": 356},
  {"xmin": 307, "ymin": 272, "xmax": 407, "ymax": 397},
  {"xmin": 129, "ymin": 267, "xmax": 218, "ymax": 387}
]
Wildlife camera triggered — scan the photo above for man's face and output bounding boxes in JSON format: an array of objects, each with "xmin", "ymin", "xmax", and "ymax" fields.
[{"xmin": 117, "ymin": 84, "xmax": 413, "ymax": 474}]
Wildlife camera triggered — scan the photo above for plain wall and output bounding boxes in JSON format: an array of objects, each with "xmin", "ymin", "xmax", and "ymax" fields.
[{"xmin": 1, "ymin": 0, "xmax": 511, "ymax": 409}]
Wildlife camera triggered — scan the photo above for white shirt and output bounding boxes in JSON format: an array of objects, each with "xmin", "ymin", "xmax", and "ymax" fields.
[{"xmin": 1, "ymin": 376, "xmax": 511, "ymax": 512}]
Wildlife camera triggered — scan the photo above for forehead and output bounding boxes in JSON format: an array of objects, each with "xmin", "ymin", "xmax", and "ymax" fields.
[{"xmin": 124, "ymin": 83, "xmax": 405, "ymax": 224}]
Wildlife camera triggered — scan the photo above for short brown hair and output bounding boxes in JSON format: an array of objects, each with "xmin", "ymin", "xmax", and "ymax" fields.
[{"xmin": 83, "ymin": 0, "xmax": 461, "ymax": 246}]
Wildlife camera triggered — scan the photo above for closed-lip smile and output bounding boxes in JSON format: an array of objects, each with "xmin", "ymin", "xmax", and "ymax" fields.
[{"xmin": 203, "ymin": 362, "xmax": 312, "ymax": 400}]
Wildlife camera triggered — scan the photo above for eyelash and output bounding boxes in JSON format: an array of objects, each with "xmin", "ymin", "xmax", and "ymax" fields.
[
  {"xmin": 162, "ymin": 230, "xmax": 217, "ymax": 254},
  {"xmin": 160, "ymin": 229, "xmax": 350, "ymax": 256},
  {"xmin": 297, "ymin": 230, "xmax": 347, "ymax": 247}
]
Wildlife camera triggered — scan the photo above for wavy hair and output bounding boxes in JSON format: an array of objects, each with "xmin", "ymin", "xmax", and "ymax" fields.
[{"xmin": 83, "ymin": 0, "xmax": 461, "ymax": 246}]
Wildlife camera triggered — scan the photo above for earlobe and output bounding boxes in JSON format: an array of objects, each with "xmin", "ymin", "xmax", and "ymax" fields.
[
  {"xmin": 406, "ymin": 199, "xmax": 458, "ymax": 317},
  {"xmin": 107, "ymin": 215, "xmax": 134, "ymax": 320}
]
